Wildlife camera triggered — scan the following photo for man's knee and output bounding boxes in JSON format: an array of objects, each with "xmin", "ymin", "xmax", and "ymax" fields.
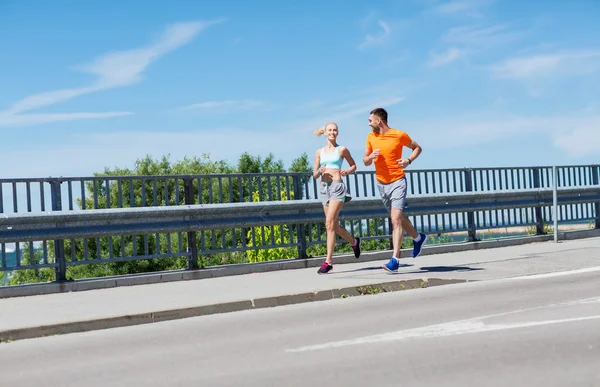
[{"xmin": 390, "ymin": 210, "xmax": 403, "ymax": 229}]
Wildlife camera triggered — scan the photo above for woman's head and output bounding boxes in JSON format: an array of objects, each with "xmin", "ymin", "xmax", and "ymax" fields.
[{"xmin": 314, "ymin": 122, "xmax": 339, "ymax": 139}]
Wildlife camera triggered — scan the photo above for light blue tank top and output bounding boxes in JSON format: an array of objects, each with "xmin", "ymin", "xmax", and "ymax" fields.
[{"xmin": 320, "ymin": 146, "xmax": 343, "ymax": 170}]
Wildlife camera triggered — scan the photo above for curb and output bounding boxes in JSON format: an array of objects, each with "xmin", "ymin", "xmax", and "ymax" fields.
[{"xmin": 0, "ymin": 277, "xmax": 469, "ymax": 343}]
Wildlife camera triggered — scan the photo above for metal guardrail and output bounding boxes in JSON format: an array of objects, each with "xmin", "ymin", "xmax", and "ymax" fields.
[
  {"xmin": 2, "ymin": 165, "xmax": 599, "ymax": 211},
  {"xmin": 1, "ymin": 185, "xmax": 599, "ymax": 281}
]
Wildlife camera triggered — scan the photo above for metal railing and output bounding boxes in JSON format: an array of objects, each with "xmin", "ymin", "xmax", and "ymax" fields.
[
  {"xmin": 1, "ymin": 164, "xmax": 599, "ymax": 283},
  {"xmin": 2, "ymin": 165, "xmax": 598, "ymax": 211},
  {"xmin": 1, "ymin": 184, "xmax": 599, "ymax": 281}
]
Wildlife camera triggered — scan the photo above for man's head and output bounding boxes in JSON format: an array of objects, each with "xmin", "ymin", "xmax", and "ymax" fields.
[{"xmin": 369, "ymin": 108, "xmax": 388, "ymax": 133}]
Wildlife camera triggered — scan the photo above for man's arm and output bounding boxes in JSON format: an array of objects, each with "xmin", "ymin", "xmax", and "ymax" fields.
[
  {"xmin": 363, "ymin": 148, "xmax": 374, "ymax": 166},
  {"xmin": 397, "ymin": 139, "xmax": 422, "ymax": 168},
  {"xmin": 406, "ymin": 139, "xmax": 422, "ymax": 163},
  {"xmin": 363, "ymin": 136, "xmax": 372, "ymax": 166}
]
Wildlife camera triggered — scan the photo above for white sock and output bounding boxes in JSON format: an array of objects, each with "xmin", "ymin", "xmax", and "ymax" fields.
[{"xmin": 413, "ymin": 234, "xmax": 422, "ymax": 243}]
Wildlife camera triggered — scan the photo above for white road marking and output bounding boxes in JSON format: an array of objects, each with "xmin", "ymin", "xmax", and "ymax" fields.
[
  {"xmin": 287, "ymin": 296, "xmax": 600, "ymax": 353},
  {"xmin": 288, "ymin": 314, "xmax": 600, "ymax": 353},
  {"xmin": 503, "ymin": 266, "xmax": 600, "ymax": 281}
]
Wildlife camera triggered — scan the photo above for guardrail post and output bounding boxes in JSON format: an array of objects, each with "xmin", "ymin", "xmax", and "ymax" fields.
[
  {"xmin": 184, "ymin": 178, "xmax": 199, "ymax": 269},
  {"xmin": 532, "ymin": 168, "xmax": 546, "ymax": 235},
  {"xmin": 292, "ymin": 175, "xmax": 308, "ymax": 259},
  {"xmin": 464, "ymin": 169, "xmax": 479, "ymax": 242},
  {"xmin": 593, "ymin": 166, "xmax": 600, "ymax": 229},
  {"xmin": 50, "ymin": 181, "xmax": 67, "ymax": 282}
]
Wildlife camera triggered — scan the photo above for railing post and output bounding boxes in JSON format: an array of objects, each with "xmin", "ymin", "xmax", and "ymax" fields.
[
  {"xmin": 532, "ymin": 168, "xmax": 546, "ymax": 235},
  {"xmin": 50, "ymin": 181, "xmax": 67, "ymax": 282},
  {"xmin": 553, "ymin": 166, "xmax": 558, "ymax": 243},
  {"xmin": 292, "ymin": 175, "xmax": 308, "ymax": 259},
  {"xmin": 593, "ymin": 166, "xmax": 600, "ymax": 229},
  {"xmin": 184, "ymin": 178, "xmax": 199, "ymax": 269},
  {"xmin": 464, "ymin": 169, "xmax": 479, "ymax": 242}
]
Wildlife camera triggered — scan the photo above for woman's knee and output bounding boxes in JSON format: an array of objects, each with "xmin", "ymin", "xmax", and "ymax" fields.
[{"xmin": 325, "ymin": 217, "xmax": 337, "ymax": 231}]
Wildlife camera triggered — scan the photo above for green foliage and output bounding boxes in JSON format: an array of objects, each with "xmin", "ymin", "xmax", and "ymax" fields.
[
  {"xmin": 246, "ymin": 190, "xmax": 297, "ymax": 262},
  {"xmin": 7, "ymin": 244, "xmax": 54, "ymax": 285},
  {"xmin": 237, "ymin": 153, "xmax": 285, "ymax": 174},
  {"xmin": 289, "ymin": 153, "xmax": 310, "ymax": 173}
]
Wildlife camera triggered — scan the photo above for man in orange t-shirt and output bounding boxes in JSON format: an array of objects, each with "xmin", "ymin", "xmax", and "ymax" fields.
[{"xmin": 363, "ymin": 107, "xmax": 428, "ymax": 272}]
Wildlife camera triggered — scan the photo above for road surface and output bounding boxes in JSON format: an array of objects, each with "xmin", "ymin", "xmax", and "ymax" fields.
[{"xmin": 1, "ymin": 267, "xmax": 599, "ymax": 387}]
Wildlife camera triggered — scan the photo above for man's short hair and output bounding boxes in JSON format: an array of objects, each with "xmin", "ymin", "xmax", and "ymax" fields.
[{"xmin": 370, "ymin": 107, "xmax": 388, "ymax": 123}]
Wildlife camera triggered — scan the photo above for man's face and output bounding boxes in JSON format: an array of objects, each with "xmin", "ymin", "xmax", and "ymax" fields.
[{"xmin": 368, "ymin": 114, "xmax": 381, "ymax": 132}]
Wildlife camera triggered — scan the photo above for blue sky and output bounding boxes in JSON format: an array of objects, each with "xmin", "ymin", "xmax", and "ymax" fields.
[{"xmin": 1, "ymin": 0, "xmax": 599, "ymax": 178}]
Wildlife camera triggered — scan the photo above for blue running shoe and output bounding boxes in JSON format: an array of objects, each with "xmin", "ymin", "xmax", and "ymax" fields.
[
  {"xmin": 412, "ymin": 233, "xmax": 428, "ymax": 258},
  {"xmin": 382, "ymin": 257, "xmax": 400, "ymax": 273}
]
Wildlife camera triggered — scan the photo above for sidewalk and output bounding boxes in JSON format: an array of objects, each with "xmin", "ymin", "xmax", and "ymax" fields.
[{"xmin": 1, "ymin": 236, "xmax": 599, "ymax": 342}]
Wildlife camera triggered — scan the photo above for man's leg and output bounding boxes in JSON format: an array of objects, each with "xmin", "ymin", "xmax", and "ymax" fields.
[
  {"xmin": 396, "ymin": 184, "xmax": 428, "ymax": 257},
  {"xmin": 382, "ymin": 206, "xmax": 404, "ymax": 273},
  {"xmin": 384, "ymin": 177, "xmax": 422, "ymax": 272},
  {"xmin": 390, "ymin": 208, "xmax": 404, "ymax": 258},
  {"xmin": 401, "ymin": 214, "xmax": 418, "ymax": 239}
]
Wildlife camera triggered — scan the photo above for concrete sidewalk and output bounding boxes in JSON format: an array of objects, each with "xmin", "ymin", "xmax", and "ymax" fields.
[{"xmin": 1, "ymin": 236, "xmax": 599, "ymax": 342}]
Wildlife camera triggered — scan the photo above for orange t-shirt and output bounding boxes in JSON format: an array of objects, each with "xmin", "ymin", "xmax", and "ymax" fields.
[{"xmin": 366, "ymin": 128, "xmax": 412, "ymax": 184}]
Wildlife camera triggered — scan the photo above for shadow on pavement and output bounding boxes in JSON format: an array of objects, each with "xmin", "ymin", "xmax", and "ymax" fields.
[
  {"xmin": 332, "ymin": 264, "xmax": 414, "ymax": 274},
  {"xmin": 407, "ymin": 266, "xmax": 484, "ymax": 274}
]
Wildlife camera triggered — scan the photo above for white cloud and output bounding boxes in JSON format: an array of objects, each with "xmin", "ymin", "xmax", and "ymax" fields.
[
  {"xmin": 490, "ymin": 50, "xmax": 600, "ymax": 79},
  {"xmin": 0, "ymin": 20, "xmax": 225, "ymax": 127},
  {"xmin": 403, "ymin": 113, "xmax": 600, "ymax": 159},
  {"xmin": 358, "ymin": 20, "xmax": 391, "ymax": 49},
  {"xmin": 3, "ymin": 110, "xmax": 598, "ymax": 179},
  {"xmin": 427, "ymin": 47, "xmax": 463, "ymax": 67},
  {"xmin": 553, "ymin": 127, "xmax": 600, "ymax": 157},
  {"xmin": 426, "ymin": 24, "xmax": 527, "ymax": 68},
  {"xmin": 443, "ymin": 24, "xmax": 523, "ymax": 47},
  {"xmin": 181, "ymin": 99, "xmax": 265, "ymax": 110},
  {"xmin": 0, "ymin": 88, "xmax": 407, "ymax": 178},
  {"xmin": 434, "ymin": 0, "xmax": 495, "ymax": 17},
  {"xmin": 0, "ymin": 129, "xmax": 307, "ymax": 178},
  {"xmin": 0, "ymin": 112, "xmax": 133, "ymax": 127}
]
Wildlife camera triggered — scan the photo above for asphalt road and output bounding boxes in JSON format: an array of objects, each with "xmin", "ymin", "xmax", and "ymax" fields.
[{"xmin": 1, "ymin": 268, "xmax": 599, "ymax": 387}]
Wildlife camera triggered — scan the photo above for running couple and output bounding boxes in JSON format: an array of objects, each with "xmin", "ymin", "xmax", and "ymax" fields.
[{"xmin": 313, "ymin": 108, "xmax": 427, "ymax": 274}]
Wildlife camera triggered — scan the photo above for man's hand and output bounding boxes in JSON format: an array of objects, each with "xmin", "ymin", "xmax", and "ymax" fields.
[
  {"xmin": 397, "ymin": 158, "xmax": 410, "ymax": 168},
  {"xmin": 369, "ymin": 149, "xmax": 380, "ymax": 161}
]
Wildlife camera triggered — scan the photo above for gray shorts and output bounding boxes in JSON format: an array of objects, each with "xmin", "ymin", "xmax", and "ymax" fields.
[
  {"xmin": 377, "ymin": 177, "xmax": 408, "ymax": 212},
  {"xmin": 320, "ymin": 180, "xmax": 352, "ymax": 206}
]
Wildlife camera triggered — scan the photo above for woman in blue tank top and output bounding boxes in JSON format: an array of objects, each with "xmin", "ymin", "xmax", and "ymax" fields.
[{"xmin": 312, "ymin": 122, "xmax": 362, "ymax": 274}]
